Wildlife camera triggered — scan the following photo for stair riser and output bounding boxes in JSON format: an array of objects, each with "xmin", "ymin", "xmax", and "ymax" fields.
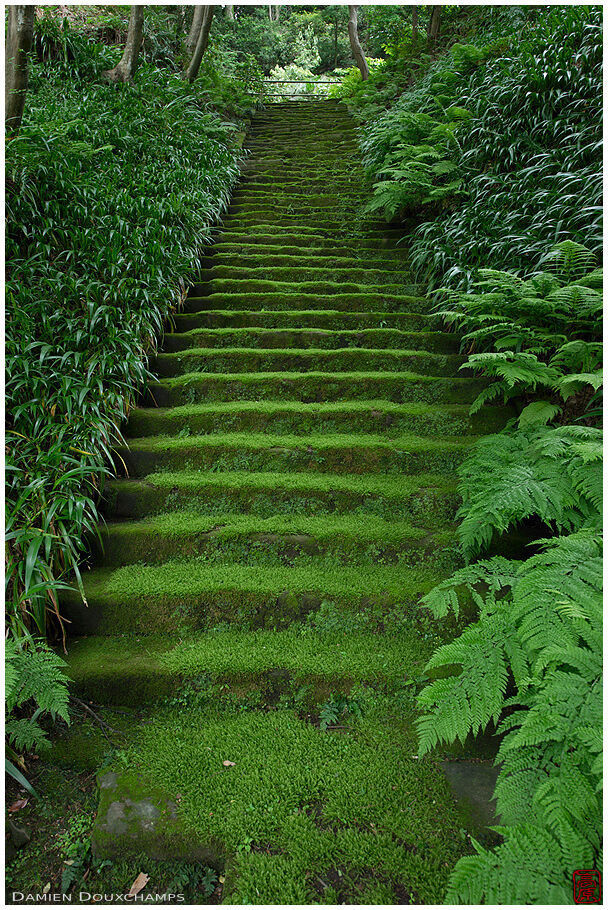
[
  {"xmin": 152, "ymin": 350, "xmax": 463, "ymax": 379},
  {"xmin": 199, "ymin": 266, "xmax": 412, "ymax": 284},
  {"xmin": 144, "ymin": 374, "xmax": 484, "ymax": 407},
  {"xmin": 62, "ymin": 585, "xmax": 438, "ymax": 637},
  {"xmin": 208, "ymin": 245, "xmax": 409, "ymax": 263},
  {"xmin": 213, "ymin": 231, "xmax": 410, "ymax": 251}
]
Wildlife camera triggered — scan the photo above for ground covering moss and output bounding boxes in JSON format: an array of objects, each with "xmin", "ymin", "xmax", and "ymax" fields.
[{"xmin": 100, "ymin": 705, "xmax": 470, "ymax": 904}]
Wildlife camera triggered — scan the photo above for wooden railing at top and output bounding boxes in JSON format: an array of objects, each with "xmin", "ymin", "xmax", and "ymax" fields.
[{"xmin": 262, "ymin": 79, "xmax": 342, "ymax": 100}]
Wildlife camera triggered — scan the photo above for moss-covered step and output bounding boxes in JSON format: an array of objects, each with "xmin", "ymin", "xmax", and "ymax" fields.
[
  {"xmin": 208, "ymin": 243, "xmax": 409, "ymax": 265},
  {"xmin": 183, "ymin": 291, "xmax": 428, "ymax": 314},
  {"xmin": 171, "ymin": 309, "xmax": 431, "ymax": 332},
  {"xmin": 172, "ymin": 309, "xmax": 431, "ymax": 333},
  {"xmin": 61, "ymin": 560, "xmax": 445, "ymax": 634},
  {"xmin": 118, "ymin": 431, "xmax": 474, "ymax": 478},
  {"xmin": 65, "ymin": 628, "xmax": 435, "ymax": 705},
  {"xmin": 95, "ymin": 511, "xmax": 460, "ymax": 569},
  {"xmin": 207, "ymin": 251, "xmax": 407, "ymax": 271},
  {"xmin": 103, "ymin": 469, "xmax": 460, "ymax": 524},
  {"xmin": 90, "ymin": 705, "xmax": 469, "ymax": 903},
  {"xmin": 126, "ymin": 400, "xmax": 510, "ymax": 439},
  {"xmin": 200, "ymin": 265, "xmax": 414, "ymax": 287},
  {"xmin": 144, "ymin": 370, "xmax": 485, "ymax": 408},
  {"xmin": 212, "ymin": 228, "xmax": 409, "ymax": 251},
  {"xmin": 161, "ymin": 327, "xmax": 458, "ymax": 355},
  {"xmin": 151, "ymin": 348, "xmax": 464, "ymax": 380}
]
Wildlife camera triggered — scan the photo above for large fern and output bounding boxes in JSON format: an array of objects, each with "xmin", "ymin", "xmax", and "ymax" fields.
[
  {"xmin": 418, "ymin": 532, "xmax": 602, "ymax": 903},
  {"xmin": 5, "ymin": 637, "xmax": 70, "ymax": 755}
]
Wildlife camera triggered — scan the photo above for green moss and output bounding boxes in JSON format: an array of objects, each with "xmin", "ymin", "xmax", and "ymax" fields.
[
  {"xmin": 127, "ymin": 399, "xmax": 508, "ymax": 439},
  {"xmin": 120, "ymin": 430, "xmax": 472, "ymax": 479},
  {"xmin": 65, "ymin": 628, "xmax": 434, "ymax": 705},
  {"xmin": 97, "ymin": 707, "xmax": 468, "ymax": 903},
  {"xmin": 173, "ymin": 308, "xmax": 430, "ymax": 332},
  {"xmin": 152, "ymin": 347, "xmax": 462, "ymax": 380},
  {"xmin": 97, "ymin": 509, "xmax": 460, "ymax": 569}
]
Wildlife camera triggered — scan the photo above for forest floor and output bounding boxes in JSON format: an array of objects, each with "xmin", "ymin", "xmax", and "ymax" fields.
[{"xmin": 7, "ymin": 100, "xmax": 502, "ymax": 906}]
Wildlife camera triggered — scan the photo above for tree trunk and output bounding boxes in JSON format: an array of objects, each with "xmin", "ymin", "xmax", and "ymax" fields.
[
  {"xmin": 427, "ymin": 6, "xmax": 441, "ymax": 44},
  {"xmin": 102, "ymin": 5, "xmax": 145, "ymax": 83},
  {"xmin": 186, "ymin": 5, "xmax": 205, "ymax": 57},
  {"xmin": 348, "ymin": 6, "xmax": 369, "ymax": 81},
  {"xmin": 185, "ymin": 5, "xmax": 214, "ymax": 84},
  {"xmin": 412, "ymin": 6, "xmax": 419, "ymax": 42},
  {"xmin": 225, "ymin": 5, "xmax": 234, "ymax": 21},
  {"xmin": 5, "ymin": 5, "xmax": 35, "ymax": 137}
]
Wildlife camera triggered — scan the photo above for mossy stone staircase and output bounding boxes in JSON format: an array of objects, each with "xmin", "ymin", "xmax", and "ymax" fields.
[{"xmin": 62, "ymin": 100, "xmax": 500, "ymax": 904}]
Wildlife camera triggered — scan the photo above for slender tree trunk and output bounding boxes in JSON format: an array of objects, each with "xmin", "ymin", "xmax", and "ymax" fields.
[
  {"xmin": 427, "ymin": 6, "xmax": 441, "ymax": 44},
  {"xmin": 102, "ymin": 5, "xmax": 145, "ymax": 83},
  {"xmin": 348, "ymin": 5, "xmax": 369, "ymax": 81},
  {"xmin": 225, "ymin": 4, "xmax": 234, "ymax": 21},
  {"xmin": 333, "ymin": 19, "xmax": 338, "ymax": 68},
  {"xmin": 412, "ymin": 6, "xmax": 419, "ymax": 43},
  {"xmin": 186, "ymin": 5, "xmax": 205, "ymax": 57},
  {"xmin": 185, "ymin": 5, "xmax": 214, "ymax": 84},
  {"xmin": 5, "ymin": 5, "xmax": 35, "ymax": 137}
]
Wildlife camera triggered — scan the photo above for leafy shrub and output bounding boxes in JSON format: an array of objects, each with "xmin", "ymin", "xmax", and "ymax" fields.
[
  {"xmin": 410, "ymin": 6, "xmax": 602, "ymax": 287},
  {"xmin": 353, "ymin": 6, "xmax": 601, "ymax": 287},
  {"xmin": 6, "ymin": 65, "xmax": 243, "ymax": 639}
]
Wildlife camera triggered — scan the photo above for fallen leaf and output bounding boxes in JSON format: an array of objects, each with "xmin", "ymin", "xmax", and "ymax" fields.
[
  {"xmin": 222, "ymin": 760, "xmax": 236, "ymax": 767},
  {"xmin": 8, "ymin": 798, "xmax": 28, "ymax": 813},
  {"xmin": 128, "ymin": 872, "xmax": 150, "ymax": 897},
  {"xmin": 43, "ymin": 883, "xmax": 51, "ymax": 895}
]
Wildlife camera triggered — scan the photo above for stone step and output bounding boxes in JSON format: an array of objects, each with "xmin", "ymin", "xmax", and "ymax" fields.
[
  {"xmin": 198, "ymin": 265, "xmax": 412, "ymax": 285},
  {"xmin": 126, "ymin": 400, "xmax": 510, "ymax": 440},
  {"xmin": 144, "ymin": 369, "xmax": 485, "ymax": 408},
  {"xmin": 204, "ymin": 250, "xmax": 408, "ymax": 270},
  {"xmin": 171, "ymin": 309, "xmax": 430, "ymax": 332},
  {"xmin": 117, "ymin": 430, "xmax": 475, "ymax": 479},
  {"xmin": 162, "ymin": 327, "xmax": 458, "ymax": 354},
  {"xmin": 94, "ymin": 511, "xmax": 459, "ymax": 569},
  {"xmin": 150, "ymin": 347, "xmax": 464, "ymax": 380},
  {"xmin": 103, "ymin": 469, "xmax": 460, "ymax": 525},
  {"xmin": 183, "ymin": 291, "xmax": 427, "ymax": 312},
  {"xmin": 66, "ymin": 628, "xmax": 434, "ymax": 705},
  {"xmin": 61, "ymin": 560, "xmax": 445, "ymax": 635}
]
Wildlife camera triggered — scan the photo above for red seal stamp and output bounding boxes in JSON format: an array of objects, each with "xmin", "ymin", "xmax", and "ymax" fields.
[{"xmin": 573, "ymin": 870, "xmax": 602, "ymax": 904}]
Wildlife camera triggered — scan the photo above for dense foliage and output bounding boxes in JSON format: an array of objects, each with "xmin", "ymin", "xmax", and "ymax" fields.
[
  {"xmin": 415, "ymin": 246, "xmax": 602, "ymax": 902},
  {"xmin": 5, "ymin": 15, "xmax": 252, "ymax": 783},
  {"xmin": 348, "ymin": 6, "xmax": 602, "ymax": 288}
]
